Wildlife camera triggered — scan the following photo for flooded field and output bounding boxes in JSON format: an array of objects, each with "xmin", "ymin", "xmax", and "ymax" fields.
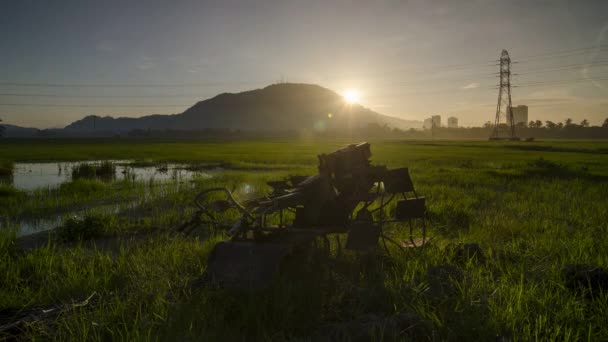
[
  {"xmin": 0, "ymin": 160, "xmax": 215, "ymax": 236},
  {"xmin": 7, "ymin": 160, "xmax": 207, "ymax": 191}
]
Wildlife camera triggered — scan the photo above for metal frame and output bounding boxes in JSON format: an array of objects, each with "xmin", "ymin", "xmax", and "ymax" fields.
[{"xmin": 182, "ymin": 143, "xmax": 428, "ymax": 288}]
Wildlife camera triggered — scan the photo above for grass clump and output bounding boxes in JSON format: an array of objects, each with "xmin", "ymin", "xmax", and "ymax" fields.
[
  {"xmin": 56, "ymin": 213, "xmax": 116, "ymax": 242},
  {"xmin": 58, "ymin": 179, "xmax": 106, "ymax": 195},
  {"xmin": 0, "ymin": 226, "xmax": 17, "ymax": 258},
  {"xmin": 0, "ymin": 160, "xmax": 13, "ymax": 178},
  {"xmin": 524, "ymin": 157, "xmax": 589, "ymax": 178},
  {"xmin": 0, "ymin": 184, "xmax": 19, "ymax": 197},
  {"xmin": 71, "ymin": 161, "xmax": 116, "ymax": 181}
]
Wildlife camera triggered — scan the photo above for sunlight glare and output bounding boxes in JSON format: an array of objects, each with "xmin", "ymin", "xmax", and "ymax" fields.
[{"xmin": 343, "ymin": 89, "xmax": 360, "ymax": 104}]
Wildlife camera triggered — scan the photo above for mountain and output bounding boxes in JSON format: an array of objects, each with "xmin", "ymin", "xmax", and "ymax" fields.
[
  {"xmin": 1, "ymin": 124, "xmax": 40, "ymax": 138},
  {"xmin": 61, "ymin": 83, "xmax": 421, "ymax": 134},
  {"xmin": 64, "ymin": 114, "xmax": 174, "ymax": 132}
]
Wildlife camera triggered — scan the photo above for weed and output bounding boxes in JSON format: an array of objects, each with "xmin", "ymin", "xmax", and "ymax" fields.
[
  {"xmin": 0, "ymin": 226, "xmax": 16, "ymax": 258},
  {"xmin": 0, "ymin": 184, "xmax": 19, "ymax": 197},
  {"xmin": 0, "ymin": 160, "xmax": 13, "ymax": 177},
  {"xmin": 71, "ymin": 161, "xmax": 116, "ymax": 181},
  {"xmin": 525, "ymin": 157, "xmax": 590, "ymax": 178},
  {"xmin": 56, "ymin": 213, "xmax": 115, "ymax": 242},
  {"xmin": 58, "ymin": 179, "xmax": 106, "ymax": 195}
]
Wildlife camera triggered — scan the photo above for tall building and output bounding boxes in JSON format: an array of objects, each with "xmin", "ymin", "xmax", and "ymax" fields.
[
  {"xmin": 423, "ymin": 118, "xmax": 433, "ymax": 130},
  {"xmin": 431, "ymin": 115, "xmax": 441, "ymax": 128},
  {"xmin": 511, "ymin": 105, "xmax": 528, "ymax": 126},
  {"xmin": 447, "ymin": 117, "xmax": 458, "ymax": 128}
]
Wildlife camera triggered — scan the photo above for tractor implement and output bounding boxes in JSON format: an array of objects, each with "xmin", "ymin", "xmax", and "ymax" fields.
[{"xmin": 182, "ymin": 142, "xmax": 427, "ymax": 289}]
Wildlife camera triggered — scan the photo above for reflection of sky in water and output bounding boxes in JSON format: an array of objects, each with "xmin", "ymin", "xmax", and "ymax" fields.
[
  {"xmin": 0, "ymin": 160, "xmax": 215, "ymax": 236},
  {"xmin": 3, "ymin": 161, "xmax": 214, "ymax": 236},
  {"xmin": 9, "ymin": 161, "xmax": 209, "ymax": 191},
  {"xmin": 13, "ymin": 200, "xmax": 139, "ymax": 237}
]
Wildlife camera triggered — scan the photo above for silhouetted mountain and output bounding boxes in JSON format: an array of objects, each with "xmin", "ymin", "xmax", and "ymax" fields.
[
  {"xmin": 1, "ymin": 124, "xmax": 40, "ymax": 138},
  {"xmin": 63, "ymin": 83, "xmax": 421, "ymax": 134},
  {"xmin": 64, "ymin": 114, "xmax": 174, "ymax": 132}
]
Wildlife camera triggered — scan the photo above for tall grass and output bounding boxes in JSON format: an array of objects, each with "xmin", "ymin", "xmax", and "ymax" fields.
[
  {"xmin": 1, "ymin": 140, "xmax": 608, "ymax": 340},
  {"xmin": 0, "ymin": 160, "xmax": 13, "ymax": 177},
  {"xmin": 71, "ymin": 161, "xmax": 116, "ymax": 181},
  {"xmin": 0, "ymin": 184, "xmax": 19, "ymax": 197}
]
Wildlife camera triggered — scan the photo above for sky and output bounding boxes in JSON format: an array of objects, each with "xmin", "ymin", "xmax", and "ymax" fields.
[{"xmin": 1, "ymin": 0, "xmax": 607, "ymax": 129}]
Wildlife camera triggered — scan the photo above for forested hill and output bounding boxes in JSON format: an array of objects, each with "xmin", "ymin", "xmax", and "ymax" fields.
[{"xmin": 63, "ymin": 83, "xmax": 421, "ymax": 134}]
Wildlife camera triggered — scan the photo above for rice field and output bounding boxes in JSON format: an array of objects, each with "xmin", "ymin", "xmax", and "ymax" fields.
[{"xmin": 1, "ymin": 138, "xmax": 607, "ymax": 341}]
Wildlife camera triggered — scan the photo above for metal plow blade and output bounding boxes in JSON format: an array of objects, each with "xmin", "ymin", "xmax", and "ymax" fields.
[{"xmin": 204, "ymin": 241, "xmax": 291, "ymax": 290}]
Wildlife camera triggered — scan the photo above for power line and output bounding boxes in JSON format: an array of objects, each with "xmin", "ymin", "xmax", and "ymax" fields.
[
  {"xmin": 0, "ymin": 93, "xmax": 210, "ymax": 98},
  {"xmin": 1, "ymin": 45, "xmax": 607, "ymax": 105},
  {"xmin": 3, "ymin": 60, "xmax": 603, "ymax": 97},
  {"xmin": 493, "ymin": 45, "xmax": 608, "ymax": 63},
  {"xmin": 1, "ymin": 75, "xmax": 605, "ymax": 106},
  {"xmin": 0, "ymin": 103, "xmax": 188, "ymax": 108},
  {"xmin": 1, "ymin": 46, "xmax": 606, "ymax": 90},
  {"xmin": 0, "ymin": 80, "xmax": 269, "ymax": 88},
  {"xmin": 514, "ymin": 61, "xmax": 608, "ymax": 74},
  {"xmin": 8, "ymin": 59, "xmax": 604, "ymax": 98},
  {"xmin": 514, "ymin": 76, "xmax": 608, "ymax": 87}
]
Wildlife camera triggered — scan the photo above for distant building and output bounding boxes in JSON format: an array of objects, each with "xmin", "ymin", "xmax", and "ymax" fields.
[
  {"xmin": 511, "ymin": 105, "xmax": 528, "ymax": 126},
  {"xmin": 431, "ymin": 115, "xmax": 441, "ymax": 128},
  {"xmin": 423, "ymin": 118, "xmax": 433, "ymax": 130},
  {"xmin": 447, "ymin": 117, "xmax": 458, "ymax": 128}
]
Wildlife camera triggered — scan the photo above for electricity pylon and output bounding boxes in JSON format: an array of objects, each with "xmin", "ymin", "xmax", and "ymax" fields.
[{"xmin": 490, "ymin": 49, "xmax": 518, "ymax": 140}]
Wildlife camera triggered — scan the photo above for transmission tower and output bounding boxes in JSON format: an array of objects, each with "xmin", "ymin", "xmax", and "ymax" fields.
[{"xmin": 490, "ymin": 50, "xmax": 519, "ymax": 140}]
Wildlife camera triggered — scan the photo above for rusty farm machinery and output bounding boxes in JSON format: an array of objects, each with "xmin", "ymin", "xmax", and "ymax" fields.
[{"xmin": 179, "ymin": 142, "xmax": 426, "ymax": 289}]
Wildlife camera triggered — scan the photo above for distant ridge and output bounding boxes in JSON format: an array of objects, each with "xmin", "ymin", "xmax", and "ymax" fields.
[
  {"xmin": 63, "ymin": 83, "xmax": 420, "ymax": 134},
  {"xmin": 1, "ymin": 124, "xmax": 40, "ymax": 138}
]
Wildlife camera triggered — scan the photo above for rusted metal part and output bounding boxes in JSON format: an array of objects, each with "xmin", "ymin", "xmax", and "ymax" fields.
[{"xmin": 185, "ymin": 142, "xmax": 428, "ymax": 289}]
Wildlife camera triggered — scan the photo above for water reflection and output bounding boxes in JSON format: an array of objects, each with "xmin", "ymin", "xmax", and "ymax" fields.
[
  {"xmin": 8, "ymin": 160, "xmax": 210, "ymax": 191},
  {"xmin": 2, "ymin": 160, "xmax": 215, "ymax": 236}
]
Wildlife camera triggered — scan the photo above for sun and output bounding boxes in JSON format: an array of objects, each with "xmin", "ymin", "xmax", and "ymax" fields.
[{"xmin": 343, "ymin": 89, "xmax": 360, "ymax": 104}]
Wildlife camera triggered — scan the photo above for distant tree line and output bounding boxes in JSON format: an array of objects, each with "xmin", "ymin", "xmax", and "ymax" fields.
[
  {"xmin": 2, "ymin": 117, "xmax": 608, "ymax": 140},
  {"xmin": 118, "ymin": 117, "xmax": 608, "ymax": 140},
  {"xmin": 348, "ymin": 118, "xmax": 608, "ymax": 140},
  {"xmin": 415, "ymin": 117, "xmax": 608, "ymax": 140},
  {"xmin": 515, "ymin": 117, "xmax": 608, "ymax": 139},
  {"xmin": 0, "ymin": 118, "xmax": 5, "ymax": 138}
]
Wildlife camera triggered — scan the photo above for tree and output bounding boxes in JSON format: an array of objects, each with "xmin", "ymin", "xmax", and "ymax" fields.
[
  {"xmin": 0, "ymin": 118, "xmax": 4, "ymax": 138},
  {"xmin": 603, "ymin": 118, "xmax": 608, "ymax": 128},
  {"xmin": 580, "ymin": 119, "xmax": 589, "ymax": 127},
  {"xmin": 557, "ymin": 122, "xmax": 564, "ymax": 129},
  {"xmin": 529, "ymin": 120, "xmax": 537, "ymax": 128},
  {"xmin": 565, "ymin": 118, "xmax": 573, "ymax": 126},
  {"xmin": 535, "ymin": 120, "xmax": 543, "ymax": 128},
  {"xmin": 545, "ymin": 121, "xmax": 556, "ymax": 129}
]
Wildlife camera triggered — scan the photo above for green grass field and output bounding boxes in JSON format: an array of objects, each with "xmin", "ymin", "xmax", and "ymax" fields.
[{"xmin": 1, "ymin": 139, "xmax": 607, "ymax": 341}]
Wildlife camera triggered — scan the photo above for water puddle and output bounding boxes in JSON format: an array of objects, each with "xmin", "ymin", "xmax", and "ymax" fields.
[
  {"xmin": 6, "ymin": 160, "xmax": 211, "ymax": 191},
  {"xmin": 17, "ymin": 216, "xmax": 64, "ymax": 237},
  {"xmin": 1, "ymin": 160, "xmax": 217, "ymax": 237},
  {"xmin": 15, "ymin": 201, "xmax": 138, "ymax": 237}
]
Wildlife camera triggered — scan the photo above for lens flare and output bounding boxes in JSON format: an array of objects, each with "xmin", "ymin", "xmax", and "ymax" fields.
[{"xmin": 343, "ymin": 89, "xmax": 360, "ymax": 104}]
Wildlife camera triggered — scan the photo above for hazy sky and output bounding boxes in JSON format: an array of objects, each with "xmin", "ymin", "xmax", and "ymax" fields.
[{"xmin": 1, "ymin": 0, "xmax": 607, "ymax": 128}]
